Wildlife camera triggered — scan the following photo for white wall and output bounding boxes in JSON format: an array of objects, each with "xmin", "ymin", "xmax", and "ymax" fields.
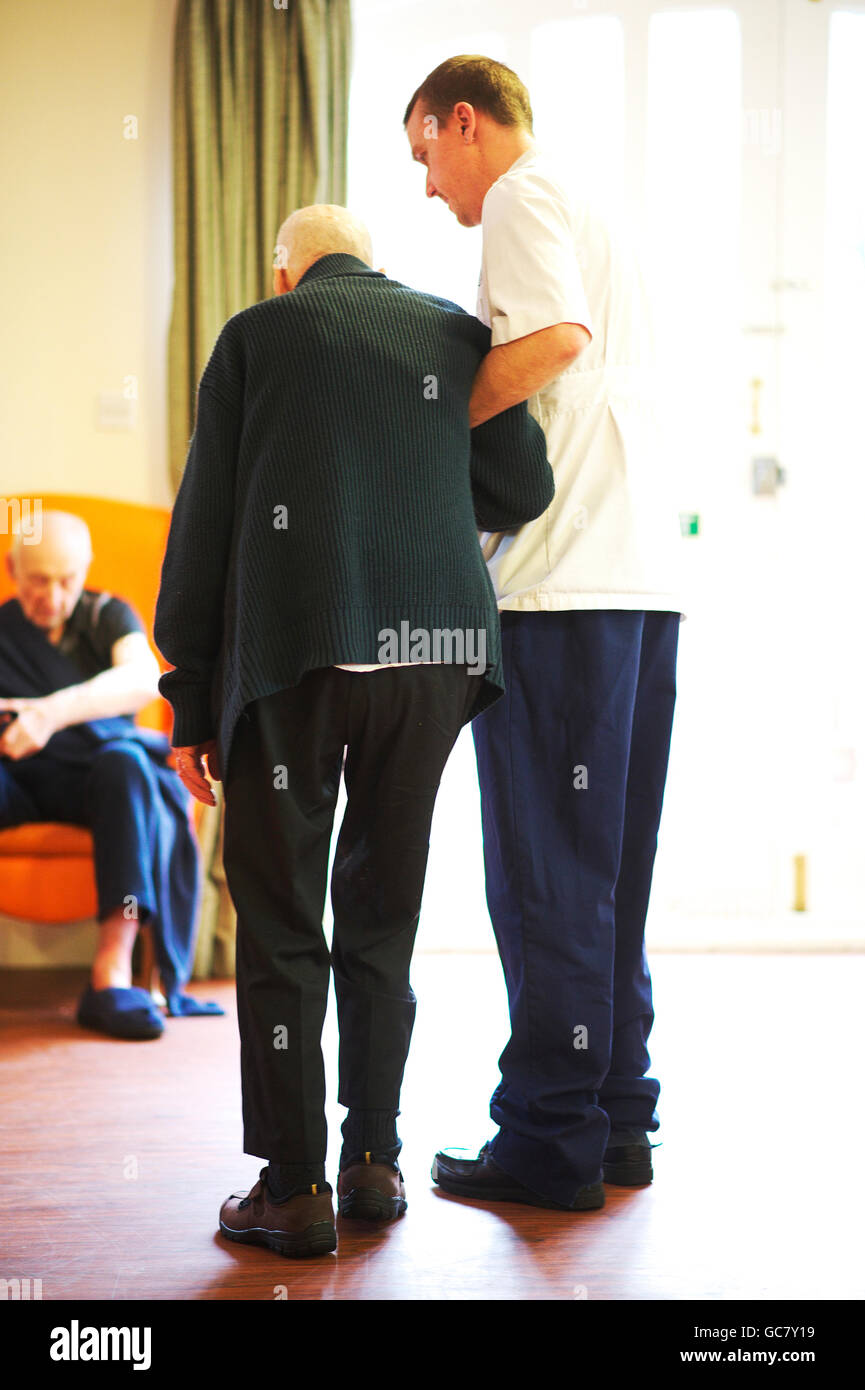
[{"xmin": 0, "ymin": 0, "xmax": 177, "ymax": 509}]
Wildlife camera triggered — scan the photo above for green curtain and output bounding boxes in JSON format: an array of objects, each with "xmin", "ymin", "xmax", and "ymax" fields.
[{"xmin": 168, "ymin": 0, "xmax": 352, "ymax": 979}]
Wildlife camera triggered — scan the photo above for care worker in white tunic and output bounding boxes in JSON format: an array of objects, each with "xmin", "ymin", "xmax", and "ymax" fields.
[{"xmin": 405, "ymin": 55, "xmax": 683, "ymax": 1212}]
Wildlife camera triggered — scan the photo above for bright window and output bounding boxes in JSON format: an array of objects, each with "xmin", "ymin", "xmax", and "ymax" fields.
[{"xmin": 530, "ymin": 16, "xmax": 625, "ymax": 216}]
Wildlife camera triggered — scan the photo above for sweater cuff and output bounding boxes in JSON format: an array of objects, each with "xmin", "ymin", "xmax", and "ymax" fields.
[{"xmin": 157, "ymin": 677, "xmax": 215, "ymax": 748}]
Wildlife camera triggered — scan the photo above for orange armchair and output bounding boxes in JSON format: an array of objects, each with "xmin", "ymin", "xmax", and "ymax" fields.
[{"xmin": 0, "ymin": 494, "xmax": 203, "ymax": 968}]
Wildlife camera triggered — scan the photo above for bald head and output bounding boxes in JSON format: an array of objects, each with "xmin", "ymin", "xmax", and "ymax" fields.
[
  {"xmin": 8, "ymin": 509, "xmax": 91, "ymax": 569},
  {"xmin": 7, "ymin": 510, "xmax": 92, "ymax": 639},
  {"xmin": 273, "ymin": 205, "xmax": 374, "ymax": 293}
]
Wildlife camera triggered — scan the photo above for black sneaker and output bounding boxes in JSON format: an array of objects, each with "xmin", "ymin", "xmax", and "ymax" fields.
[
  {"xmin": 603, "ymin": 1130, "xmax": 656, "ymax": 1186},
  {"xmin": 431, "ymin": 1142, "xmax": 604, "ymax": 1211}
]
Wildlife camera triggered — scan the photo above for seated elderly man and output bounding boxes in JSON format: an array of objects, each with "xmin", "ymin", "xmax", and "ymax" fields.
[{"xmin": 0, "ymin": 509, "xmax": 222, "ymax": 1038}]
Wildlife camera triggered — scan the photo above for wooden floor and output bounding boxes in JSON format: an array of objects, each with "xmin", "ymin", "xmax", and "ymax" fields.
[{"xmin": 1, "ymin": 952, "xmax": 863, "ymax": 1302}]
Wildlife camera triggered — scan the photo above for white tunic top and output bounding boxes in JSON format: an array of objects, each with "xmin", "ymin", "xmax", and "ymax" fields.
[{"xmin": 477, "ymin": 147, "xmax": 683, "ymax": 614}]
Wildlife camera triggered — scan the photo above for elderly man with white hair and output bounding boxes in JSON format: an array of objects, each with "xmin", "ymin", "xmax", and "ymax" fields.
[
  {"xmin": 155, "ymin": 202, "xmax": 554, "ymax": 1258},
  {"xmin": 0, "ymin": 510, "xmax": 222, "ymax": 1037}
]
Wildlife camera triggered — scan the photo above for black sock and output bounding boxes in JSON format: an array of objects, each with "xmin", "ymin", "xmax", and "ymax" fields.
[
  {"xmin": 339, "ymin": 1109, "xmax": 401, "ymax": 1170},
  {"xmin": 266, "ymin": 1160, "xmax": 326, "ymax": 1200}
]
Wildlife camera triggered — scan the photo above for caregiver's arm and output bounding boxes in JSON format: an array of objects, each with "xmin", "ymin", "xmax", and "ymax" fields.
[{"xmin": 468, "ymin": 322, "xmax": 590, "ymax": 428}]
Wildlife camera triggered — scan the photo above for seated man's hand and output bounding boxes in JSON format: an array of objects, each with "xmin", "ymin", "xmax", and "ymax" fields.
[
  {"xmin": 173, "ymin": 739, "xmax": 221, "ymax": 807},
  {"xmin": 0, "ymin": 698, "xmax": 57, "ymax": 760}
]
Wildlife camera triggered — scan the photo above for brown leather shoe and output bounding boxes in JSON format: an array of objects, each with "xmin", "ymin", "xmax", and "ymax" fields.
[
  {"xmin": 219, "ymin": 1168, "xmax": 336, "ymax": 1257},
  {"xmin": 338, "ymin": 1154, "xmax": 407, "ymax": 1222}
]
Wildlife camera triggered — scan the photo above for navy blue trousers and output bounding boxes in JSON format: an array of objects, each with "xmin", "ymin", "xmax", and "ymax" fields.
[
  {"xmin": 472, "ymin": 609, "xmax": 679, "ymax": 1205},
  {"xmin": 0, "ymin": 731, "xmax": 200, "ymax": 998}
]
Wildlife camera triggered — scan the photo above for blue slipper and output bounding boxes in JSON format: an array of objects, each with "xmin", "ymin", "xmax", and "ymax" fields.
[
  {"xmin": 164, "ymin": 991, "xmax": 225, "ymax": 1017},
  {"xmin": 76, "ymin": 985, "xmax": 165, "ymax": 1040}
]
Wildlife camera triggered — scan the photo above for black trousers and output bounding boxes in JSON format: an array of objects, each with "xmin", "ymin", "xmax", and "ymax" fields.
[{"xmin": 221, "ymin": 664, "xmax": 481, "ymax": 1162}]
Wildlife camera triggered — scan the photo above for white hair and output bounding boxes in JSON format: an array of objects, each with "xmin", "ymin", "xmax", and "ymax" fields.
[{"xmin": 275, "ymin": 204, "xmax": 373, "ymax": 275}]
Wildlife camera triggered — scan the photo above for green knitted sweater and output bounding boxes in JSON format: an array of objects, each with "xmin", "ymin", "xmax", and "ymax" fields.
[{"xmin": 154, "ymin": 254, "xmax": 553, "ymax": 771}]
